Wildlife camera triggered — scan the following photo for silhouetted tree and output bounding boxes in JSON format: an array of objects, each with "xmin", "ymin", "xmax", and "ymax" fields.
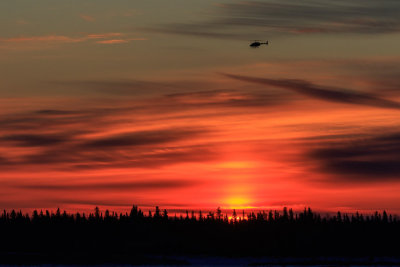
[
  {"xmin": 185, "ymin": 210, "xmax": 189, "ymax": 220},
  {"xmin": 216, "ymin": 207, "xmax": 222, "ymax": 220},
  {"xmin": 162, "ymin": 209, "xmax": 168, "ymax": 220},
  {"xmin": 0, "ymin": 205, "xmax": 399, "ymax": 262},
  {"xmin": 130, "ymin": 205, "xmax": 139, "ymax": 219},
  {"xmin": 289, "ymin": 208, "xmax": 294, "ymax": 222}
]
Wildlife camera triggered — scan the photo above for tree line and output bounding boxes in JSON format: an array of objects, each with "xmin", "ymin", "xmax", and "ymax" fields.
[
  {"xmin": 1, "ymin": 206, "xmax": 397, "ymax": 225},
  {"xmin": 1, "ymin": 205, "xmax": 400, "ymax": 263}
]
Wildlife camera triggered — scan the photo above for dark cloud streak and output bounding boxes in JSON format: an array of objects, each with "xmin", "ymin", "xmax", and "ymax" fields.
[
  {"xmin": 216, "ymin": 0, "xmax": 400, "ymax": 34},
  {"xmin": 1, "ymin": 134, "xmax": 70, "ymax": 147},
  {"xmin": 150, "ymin": 0, "xmax": 400, "ymax": 38},
  {"xmin": 0, "ymin": 128, "xmax": 217, "ymax": 170},
  {"xmin": 223, "ymin": 73, "xmax": 400, "ymax": 109},
  {"xmin": 309, "ymin": 132, "xmax": 400, "ymax": 181},
  {"xmin": 142, "ymin": 25, "xmax": 245, "ymax": 40},
  {"xmin": 16, "ymin": 179, "xmax": 197, "ymax": 191},
  {"xmin": 0, "ymin": 78, "xmax": 288, "ymax": 171},
  {"xmin": 83, "ymin": 128, "xmax": 206, "ymax": 148}
]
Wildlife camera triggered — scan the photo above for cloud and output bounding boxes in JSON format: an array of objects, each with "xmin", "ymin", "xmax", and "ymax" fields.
[
  {"xmin": 79, "ymin": 14, "xmax": 95, "ymax": 22},
  {"xmin": 16, "ymin": 19, "xmax": 29, "ymax": 25},
  {"xmin": 0, "ymin": 32, "xmax": 145, "ymax": 50},
  {"xmin": 1, "ymin": 35, "xmax": 83, "ymax": 43},
  {"xmin": 0, "ymin": 107, "xmax": 115, "ymax": 131},
  {"xmin": 10, "ymin": 144, "xmax": 217, "ymax": 170},
  {"xmin": 164, "ymin": 89, "xmax": 285, "ymax": 108},
  {"xmin": 96, "ymin": 39, "xmax": 129, "ymax": 44},
  {"xmin": 0, "ymin": 76, "xmax": 291, "ymax": 171},
  {"xmin": 149, "ymin": 0, "xmax": 400, "ymax": 38},
  {"xmin": 83, "ymin": 128, "xmax": 206, "ymax": 148},
  {"xmin": 35, "ymin": 109, "xmax": 79, "ymax": 115},
  {"xmin": 216, "ymin": 0, "xmax": 400, "ymax": 34},
  {"xmin": 0, "ymin": 156, "xmax": 10, "ymax": 165},
  {"xmin": 309, "ymin": 132, "xmax": 400, "ymax": 181},
  {"xmin": 49, "ymin": 78, "xmax": 286, "ymax": 108},
  {"xmin": 143, "ymin": 24, "xmax": 246, "ymax": 40},
  {"xmin": 0, "ymin": 115, "xmax": 216, "ymax": 169},
  {"xmin": 1, "ymin": 134, "xmax": 69, "ymax": 147},
  {"xmin": 86, "ymin": 33, "xmax": 123, "ymax": 39},
  {"xmin": 49, "ymin": 79, "xmax": 187, "ymax": 96},
  {"xmin": 15, "ymin": 179, "xmax": 197, "ymax": 191},
  {"xmin": 222, "ymin": 73, "xmax": 400, "ymax": 109}
]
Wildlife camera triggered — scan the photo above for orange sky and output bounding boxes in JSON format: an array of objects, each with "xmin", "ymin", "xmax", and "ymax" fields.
[{"xmin": 1, "ymin": 0, "xmax": 400, "ymax": 214}]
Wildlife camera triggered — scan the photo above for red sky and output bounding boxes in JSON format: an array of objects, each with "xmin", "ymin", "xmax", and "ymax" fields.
[{"xmin": 1, "ymin": 0, "xmax": 400, "ymax": 214}]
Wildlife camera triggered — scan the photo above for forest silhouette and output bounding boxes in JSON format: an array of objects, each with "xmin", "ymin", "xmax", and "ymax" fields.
[{"xmin": 1, "ymin": 205, "xmax": 400, "ymax": 264}]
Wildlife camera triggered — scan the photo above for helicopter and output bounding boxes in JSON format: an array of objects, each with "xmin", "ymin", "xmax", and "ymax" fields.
[{"xmin": 250, "ymin": 40, "xmax": 269, "ymax": 48}]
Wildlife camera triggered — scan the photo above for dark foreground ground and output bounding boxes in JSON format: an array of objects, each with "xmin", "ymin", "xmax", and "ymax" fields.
[
  {"xmin": 1, "ymin": 207, "xmax": 400, "ymax": 265},
  {"xmin": 1, "ymin": 253, "xmax": 400, "ymax": 266}
]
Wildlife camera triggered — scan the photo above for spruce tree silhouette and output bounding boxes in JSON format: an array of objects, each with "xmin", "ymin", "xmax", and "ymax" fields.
[
  {"xmin": 216, "ymin": 207, "xmax": 222, "ymax": 220},
  {"xmin": 232, "ymin": 209, "xmax": 237, "ymax": 222},
  {"xmin": 154, "ymin": 206, "xmax": 161, "ymax": 219},
  {"xmin": 0, "ymin": 205, "xmax": 400, "ymax": 263},
  {"xmin": 162, "ymin": 209, "xmax": 168, "ymax": 220}
]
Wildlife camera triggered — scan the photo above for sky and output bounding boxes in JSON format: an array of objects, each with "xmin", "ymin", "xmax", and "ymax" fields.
[{"xmin": 1, "ymin": 0, "xmax": 400, "ymax": 214}]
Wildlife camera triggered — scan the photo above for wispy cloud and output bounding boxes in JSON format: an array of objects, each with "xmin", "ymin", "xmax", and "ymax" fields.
[
  {"xmin": 1, "ymin": 134, "xmax": 69, "ymax": 147},
  {"xmin": 149, "ymin": 0, "xmax": 400, "ymax": 39},
  {"xmin": 79, "ymin": 14, "xmax": 95, "ymax": 22},
  {"xmin": 87, "ymin": 33, "xmax": 123, "ymax": 39},
  {"xmin": 0, "ymin": 101, "xmax": 217, "ymax": 170},
  {"xmin": 0, "ymin": 32, "xmax": 146, "ymax": 50},
  {"xmin": 49, "ymin": 78, "xmax": 286, "ymax": 108},
  {"xmin": 15, "ymin": 179, "xmax": 197, "ymax": 191},
  {"xmin": 223, "ymin": 73, "xmax": 400, "ymax": 109},
  {"xmin": 16, "ymin": 19, "xmax": 30, "ymax": 25},
  {"xmin": 143, "ymin": 24, "xmax": 246, "ymax": 40},
  {"xmin": 0, "ymin": 74, "xmax": 290, "ymax": 172},
  {"xmin": 82, "ymin": 128, "xmax": 206, "ymax": 148},
  {"xmin": 309, "ymin": 132, "xmax": 400, "ymax": 181},
  {"xmin": 1, "ymin": 35, "xmax": 83, "ymax": 43},
  {"xmin": 215, "ymin": 0, "xmax": 400, "ymax": 34},
  {"xmin": 96, "ymin": 39, "xmax": 129, "ymax": 44}
]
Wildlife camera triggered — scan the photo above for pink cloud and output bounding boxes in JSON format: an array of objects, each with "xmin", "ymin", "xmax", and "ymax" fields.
[
  {"xmin": 0, "ymin": 33, "xmax": 146, "ymax": 50},
  {"xmin": 95, "ymin": 38, "xmax": 147, "ymax": 44},
  {"xmin": 16, "ymin": 19, "xmax": 29, "ymax": 25},
  {"xmin": 79, "ymin": 14, "xmax": 95, "ymax": 22},
  {"xmin": 96, "ymin": 39, "xmax": 129, "ymax": 44},
  {"xmin": 87, "ymin": 33, "xmax": 123, "ymax": 39},
  {"xmin": 2, "ymin": 35, "xmax": 83, "ymax": 43}
]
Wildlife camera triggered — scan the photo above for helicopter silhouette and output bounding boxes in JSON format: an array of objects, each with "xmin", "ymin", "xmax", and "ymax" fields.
[{"xmin": 250, "ymin": 40, "xmax": 269, "ymax": 48}]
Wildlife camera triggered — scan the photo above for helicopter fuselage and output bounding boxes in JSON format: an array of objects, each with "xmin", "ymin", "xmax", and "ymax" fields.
[{"xmin": 250, "ymin": 41, "xmax": 268, "ymax": 48}]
